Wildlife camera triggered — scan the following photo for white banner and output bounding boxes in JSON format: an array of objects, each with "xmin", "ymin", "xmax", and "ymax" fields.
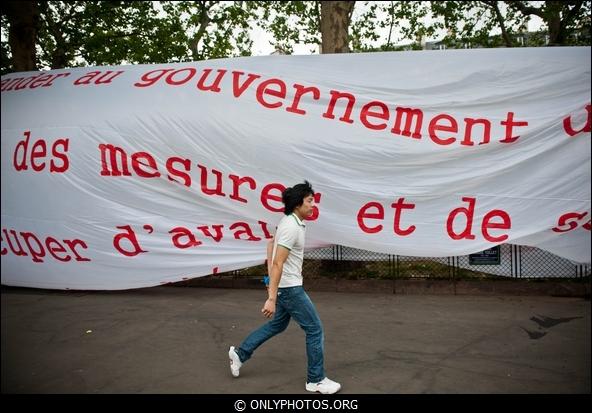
[{"xmin": 1, "ymin": 47, "xmax": 590, "ymax": 290}]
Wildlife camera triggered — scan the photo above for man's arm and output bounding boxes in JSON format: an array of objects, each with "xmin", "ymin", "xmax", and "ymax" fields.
[{"xmin": 262, "ymin": 245, "xmax": 289, "ymax": 318}]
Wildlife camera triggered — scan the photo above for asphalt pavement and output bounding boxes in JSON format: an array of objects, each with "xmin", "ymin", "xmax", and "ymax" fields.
[{"xmin": 1, "ymin": 285, "xmax": 590, "ymax": 394}]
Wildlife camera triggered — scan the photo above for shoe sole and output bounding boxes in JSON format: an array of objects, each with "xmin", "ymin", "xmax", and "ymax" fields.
[
  {"xmin": 229, "ymin": 347, "xmax": 240, "ymax": 377},
  {"xmin": 305, "ymin": 385, "xmax": 341, "ymax": 394}
]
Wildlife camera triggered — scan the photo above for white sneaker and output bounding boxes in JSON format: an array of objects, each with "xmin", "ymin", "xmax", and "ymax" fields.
[
  {"xmin": 305, "ymin": 377, "xmax": 341, "ymax": 394},
  {"xmin": 228, "ymin": 346, "xmax": 242, "ymax": 377}
]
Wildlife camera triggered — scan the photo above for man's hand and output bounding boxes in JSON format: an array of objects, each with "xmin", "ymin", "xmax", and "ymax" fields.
[{"xmin": 261, "ymin": 298, "xmax": 276, "ymax": 318}]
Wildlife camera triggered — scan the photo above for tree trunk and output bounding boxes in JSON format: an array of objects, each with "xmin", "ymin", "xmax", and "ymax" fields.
[
  {"xmin": 5, "ymin": 1, "xmax": 39, "ymax": 72},
  {"xmin": 546, "ymin": 12, "xmax": 563, "ymax": 45},
  {"xmin": 488, "ymin": 1, "xmax": 513, "ymax": 47},
  {"xmin": 320, "ymin": 1, "xmax": 355, "ymax": 54},
  {"xmin": 544, "ymin": 1, "xmax": 570, "ymax": 46},
  {"xmin": 505, "ymin": 0, "xmax": 577, "ymax": 46},
  {"xmin": 50, "ymin": 46, "xmax": 70, "ymax": 70}
]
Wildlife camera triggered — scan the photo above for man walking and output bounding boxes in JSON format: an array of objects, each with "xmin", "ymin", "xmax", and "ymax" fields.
[{"xmin": 228, "ymin": 181, "xmax": 341, "ymax": 394}]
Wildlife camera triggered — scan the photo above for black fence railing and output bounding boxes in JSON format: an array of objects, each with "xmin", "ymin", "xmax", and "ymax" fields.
[{"xmin": 227, "ymin": 244, "xmax": 591, "ymax": 281}]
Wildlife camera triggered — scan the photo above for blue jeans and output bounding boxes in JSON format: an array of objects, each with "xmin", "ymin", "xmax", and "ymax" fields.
[{"xmin": 236, "ymin": 286, "xmax": 325, "ymax": 383}]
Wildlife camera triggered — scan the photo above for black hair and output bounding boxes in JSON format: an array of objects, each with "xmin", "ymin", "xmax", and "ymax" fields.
[{"xmin": 282, "ymin": 180, "xmax": 315, "ymax": 215}]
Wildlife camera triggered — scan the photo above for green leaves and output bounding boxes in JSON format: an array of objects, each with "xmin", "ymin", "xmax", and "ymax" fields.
[
  {"xmin": 32, "ymin": 1, "xmax": 190, "ymax": 69},
  {"xmin": 2, "ymin": 1, "xmax": 259, "ymax": 71},
  {"xmin": 1, "ymin": 0, "xmax": 590, "ymax": 73},
  {"xmin": 250, "ymin": 1, "xmax": 322, "ymax": 54},
  {"xmin": 178, "ymin": 1, "xmax": 256, "ymax": 61}
]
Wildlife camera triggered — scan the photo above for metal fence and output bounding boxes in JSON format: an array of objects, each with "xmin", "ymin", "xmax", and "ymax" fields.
[{"xmin": 230, "ymin": 244, "xmax": 591, "ymax": 281}]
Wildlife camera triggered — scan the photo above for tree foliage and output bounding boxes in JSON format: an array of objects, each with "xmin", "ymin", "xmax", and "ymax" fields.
[
  {"xmin": 248, "ymin": 1, "xmax": 322, "ymax": 54},
  {"xmin": 1, "ymin": 0, "xmax": 258, "ymax": 73},
  {"xmin": 507, "ymin": 1, "xmax": 591, "ymax": 46},
  {"xmin": 172, "ymin": 1, "xmax": 255, "ymax": 61},
  {"xmin": 374, "ymin": 1, "xmax": 592, "ymax": 49},
  {"xmin": 1, "ymin": 1, "xmax": 590, "ymax": 74},
  {"xmin": 250, "ymin": 1, "xmax": 369, "ymax": 54},
  {"xmin": 35, "ymin": 1, "xmax": 188, "ymax": 69}
]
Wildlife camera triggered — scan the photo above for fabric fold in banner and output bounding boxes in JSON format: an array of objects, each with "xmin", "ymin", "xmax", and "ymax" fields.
[{"xmin": 1, "ymin": 47, "xmax": 590, "ymax": 290}]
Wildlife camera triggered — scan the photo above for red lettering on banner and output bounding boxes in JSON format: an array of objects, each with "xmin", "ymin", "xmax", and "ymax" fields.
[
  {"xmin": 51, "ymin": 139, "xmax": 70, "ymax": 172},
  {"xmin": 461, "ymin": 118, "xmax": 491, "ymax": 146},
  {"xmin": 258, "ymin": 221, "xmax": 274, "ymax": 239},
  {"xmin": 322, "ymin": 91, "xmax": 356, "ymax": 124},
  {"xmin": 129, "ymin": 67, "xmax": 536, "ymax": 147},
  {"xmin": 113, "ymin": 225, "xmax": 147, "ymax": 257},
  {"xmin": 166, "ymin": 68, "xmax": 196, "ymax": 85},
  {"xmin": 30, "ymin": 139, "xmax": 47, "ymax": 171},
  {"xmin": 391, "ymin": 107, "xmax": 423, "ymax": 139},
  {"xmin": 1, "ymin": 72, "xmax": 70, "ymax": 92},
  {"xmin": 98, "ymin": 143, "xmax": 322, "ymax": 220},
  {"xmin": 563, "ymin": 104, "xmax": 592, "ymax": 137},
  {"xmin": 232, "ymin": 71, "xmax": 261, "ymax": 97},
  {"xmin": 134, "ymin": 68, "xmax": 175, "ymax": 87},
  {"xmin": 73, "ymin": 70, "xmax": 124, "ymax": 86},
  {"xmin": 391, "ymin": 198, "xmax": 416, "ymax": 236},
  {"xmin": 62, "ymin": 239, "xmax": 92, "ymax": 262},
  {"xmin": 229, "ymin": 222, "xmax": 262, "ymax": 241},
  {"xmin": 499, "ymin": 112, "xmax": 529, "ymax": 143},
  {"xmin": 361, "ymin": 101, "xmax": 389, "ymax": 130},
  {"xmin": 0, "ymin": 68, "xmax": 543, "ymax": 148},
  {"xmin": 447, "ymin": 197, "xmax": 477, "ymax": 240},
  {"xmin": 256, "ymin": 78, "xmax": 286, "ymax": 108},
  {"xmin": 357, "ymin": 198, "xmax": 417, "ymax": 236},
  {"xmin": 306, "ymin": 193, "xmax": 322, "ymax": 221},
  {"xmin": 132, "ymin": 152, "xmax": 160, "ymax": 178},
  {"xmin": 1, "ymin": 228, "xmax": 90, "ymax": 263},
  {"xmin": 166, "ymin": 157, "xmax": 191, "ymax": 186},
  {"xmin": 429, "ymin": 114, "xmax": 457, "ymax": 145},
  {"xmin": 357, "ymin": 202, "xmax": 384, "ymax": 234},
  {"xmin": 552, "ymin": 211, "xmax": 590, "ymax": 232},
  {"xmin": 16, "ymin": 232, "xmax": 45, "ymax": 262},
  {"xmin": 169, "ymin": 227, "xmax": 202, "ymax": 248},
  {"xmin": 197, "ymin": 225, "xmax": 224, "ymax": 242},
  {"xmin": 482, "ymin": 210, "xmax": 511, "ymax": 242},
  {"xmin": 99, "ymin": 144, "xmax": 131, "ymax": 176},
  {"xmin": 261, "ymin": 183, "xmax": 286, "ymax": 213},
  {"xmin": 196, "ymin": 69, "xmax": 226, "ymax": 92},
  {"xmin": 1, "ymin": 229, "xmax": 27, "ymax": 256},
  {"xmin": 286, "ymin": 84, "xmax": 321, "ymax": 115},
  {"xmin": 164, "ymin": 220, "xmax": 275, "ymax": 247},
  {"xmin": 446, "ymin": 197, "xmax": 511, "ymax": 241},
  {"xmin": 229, "ymin": 174, "xmax": 257, "ymax": 203},
  {"xmin": 198, "ymin": 165, "xmax": 226, "ymax": 196},
  {"xmin": 45, "ymin": 237, "xmax": 72, "ymax": 262},
  {"xmin": 13, "ymin": 131, "xmax": 70, "ymax": 173}
]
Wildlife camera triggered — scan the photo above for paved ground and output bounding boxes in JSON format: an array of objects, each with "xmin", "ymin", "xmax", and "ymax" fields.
[{"xmin": 1, "ymin": 286, "xmax": 590, "ymax": 394}]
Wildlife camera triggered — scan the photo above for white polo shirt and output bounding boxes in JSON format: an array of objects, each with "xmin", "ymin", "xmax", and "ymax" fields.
[{"xmin": 272, "ymin": 213, "xmax": 306, "ymax": 288}]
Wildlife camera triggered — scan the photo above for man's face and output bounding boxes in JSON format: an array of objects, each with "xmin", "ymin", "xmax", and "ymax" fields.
[{"xmin": 295, "ymin": 195, "xmax": 315, "ymax": 218}]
